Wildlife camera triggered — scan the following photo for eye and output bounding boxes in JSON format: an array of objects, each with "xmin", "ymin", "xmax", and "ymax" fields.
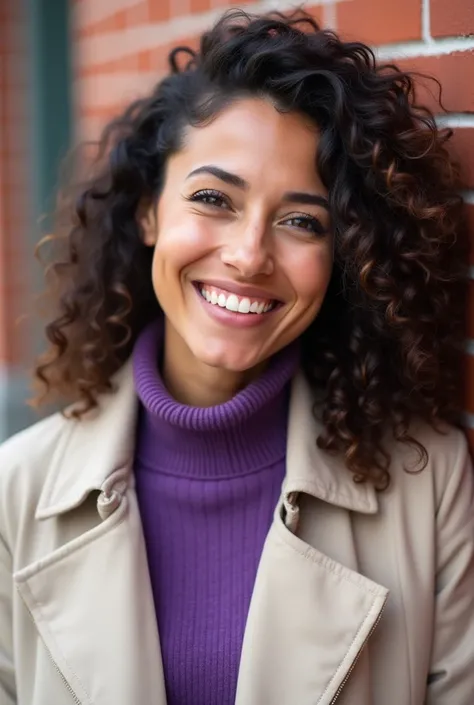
[
  {"xmin": 187, "ymin": 189, "xmax": 231, "ymax": 210},
  {"xmin": 281, "ymin": 214, "xmax": 327, "ymax": 237}
]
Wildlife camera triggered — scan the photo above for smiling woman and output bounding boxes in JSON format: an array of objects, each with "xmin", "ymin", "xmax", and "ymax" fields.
[
  {"xmin": 140, "ymin": 99, "xmax": 333, "ymax": 403},
  {"xmin": 0, "ymin": 8, "xmax": 473, "ymax": 705}
]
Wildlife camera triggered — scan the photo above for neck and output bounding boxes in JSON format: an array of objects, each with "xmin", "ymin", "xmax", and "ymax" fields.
[{"xmin": 162, "ymin": 319, "xmax": 266, "ymax": 407}]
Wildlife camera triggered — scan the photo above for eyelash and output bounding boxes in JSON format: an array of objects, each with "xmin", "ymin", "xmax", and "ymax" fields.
[
  {"xmin": 187, "ymin": 189, "xmax": 327, "ymax": 236},
  {"xmin": 188, "ymin": 189, "xmax": 230, "ymax": 209}
]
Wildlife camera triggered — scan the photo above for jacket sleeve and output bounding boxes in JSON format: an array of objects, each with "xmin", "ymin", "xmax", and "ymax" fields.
[
  {"xmin": 426, "ymin": 433, "xmax": 474, "ymax": 704},
  {"xmin": 0, "ymin": 530, "xmax": 15, "ymax": 704}
]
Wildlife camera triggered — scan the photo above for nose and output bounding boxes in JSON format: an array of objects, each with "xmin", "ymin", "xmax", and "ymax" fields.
[{"xmin": 220, "ymin": 218, "xmax": 274, "ymax": 278}]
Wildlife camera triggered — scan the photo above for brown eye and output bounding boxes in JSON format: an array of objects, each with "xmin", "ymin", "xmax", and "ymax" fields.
[
  {"xmin": 282, "ymin": 214, "xmax": 327, "ymax": 236},
  {"xmin": 189, "ymin": 189, "xmax": 230, "ymax": 209}
]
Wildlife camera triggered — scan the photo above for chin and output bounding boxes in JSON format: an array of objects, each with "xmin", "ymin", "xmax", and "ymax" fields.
[{"xmin": 193, "ymin": 343, "xmax": 265, "ymax": 374}]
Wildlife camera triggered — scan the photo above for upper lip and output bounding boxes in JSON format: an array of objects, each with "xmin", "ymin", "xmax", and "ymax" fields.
[{"xmin": 196, "ymin": 279, "xmax": 282, "ymax": 302}]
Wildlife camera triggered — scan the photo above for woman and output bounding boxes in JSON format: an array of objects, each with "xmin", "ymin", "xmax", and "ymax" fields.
[{"xmin": 0, "ymin": 9, "xmax": 473, "ymax": 705}]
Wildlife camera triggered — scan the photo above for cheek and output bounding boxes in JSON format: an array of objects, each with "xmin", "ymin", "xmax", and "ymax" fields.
[
  {"xmin": 151, "ymin": 219, "xmax": 213, "ymax": 284},
  {"xmin": 284, "ymin": 245, "xmax": 333, "ymax": 305}
]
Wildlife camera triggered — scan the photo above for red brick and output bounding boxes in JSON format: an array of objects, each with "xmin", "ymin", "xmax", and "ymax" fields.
[
  {"xmin": 148, "ymin": 0, "xmax": 170, "ymax": 23},
  {"xmin": 336, "ymin": 0, "xmax": 422, "ymax": 45},
  {"xmin": 190, "ymin": 0, "xmax": 211, "ymax": 12},
  {"xmin": 149, "ymin": 44, "xmax": 174, "ymax": 73},
  {"xmin": 137, "ymin": 50, "xmax": 153, "ymax": 72},
  {"xmin": 125, "ymin": 1, "xmax": 149, "ymax": 27},
  {"xmin": 431, "ymin": 0, "xmax": 474, "ymax": 38},
  {"xmin": 78, "ymin": 55, "xmax": 141, "ymax": 77},
  {"xmin": 76, "ymin": 10, "xmax": 127, "ymax": 38},
  {"xmin": 77, "ymin": 36, "xmax": 201, "ymax": 79},
  {"xmin": 203, "ymin": 0, "xmax": 250, "ymax": 7},
  {"xmin": 397, "ymin": 52, "xmax": 474, "ymax": 114},
  {"xmin": 79, "ymin": 104, "xmax": 125, "ymax": 121},
  {"xmin": 448, "ymin": 129, "xmax": 474, "ymax": 190}
]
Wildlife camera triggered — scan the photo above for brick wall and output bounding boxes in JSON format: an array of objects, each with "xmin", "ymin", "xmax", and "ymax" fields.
[
  {"xmin": 0, "ymin": 1, "xmax": 29, "ymax": 368},
  {"xmin": 0, "ymin": 1, "xmax": 32, "ymax": 438},
  {"xmin": 72, "ymin": 0, "xmax": 474, "ymax": 447}
]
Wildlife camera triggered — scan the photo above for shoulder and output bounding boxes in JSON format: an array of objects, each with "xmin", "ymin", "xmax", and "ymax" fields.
[
  {"xmin": 0, "ymin": 411, "xmax": 71, "ymax": 461},
  {"xmin": 389, "ymin": 421, "xmax": 472, "ymax": 507},
  {"xmin": 0, "ymin": 361, "xmax": 137, "ymax": 543},
  {"xmin": 410, "ymin": 421, "xmax": 467, "ymax": 472},
  {"xmin": 0, "ymin": 413, "xmax": 74, "ymax": 538},
  {"xmin": 0, "ymin": 411, "xmax": 72, "ymax": 477},
  {"xmin": 0, "ymin": 360, "xmax": 136, "ymax": 506}
]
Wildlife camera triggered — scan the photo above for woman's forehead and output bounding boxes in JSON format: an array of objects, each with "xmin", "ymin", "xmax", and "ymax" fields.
[{"xmin": 169, "ymin": 97, "xmax": 324, "ymax": 190}]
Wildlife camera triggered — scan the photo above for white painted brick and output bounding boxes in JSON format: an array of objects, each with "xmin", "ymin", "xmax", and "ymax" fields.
[
  {"xmin": 421, "ymin": 0, "xmax": 432, "ymax": 43},
  {"xmin": 436, "ymin": 114, "xmax": 474, "ymax": 128},
  {"xmin": 376, "ymin": 36, "xmax": 474, "ymax": 60},
  {"xmin": 322, "ymin": 3, "xmax": 337, "ymax": 30}
]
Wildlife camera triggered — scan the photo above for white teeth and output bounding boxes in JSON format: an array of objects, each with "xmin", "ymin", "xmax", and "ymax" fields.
[
  {"xmin": 225, "ymin": 294, "xmax": 239, "ymax": 312},
  {"xmin": 238, "ymin": 297, "xmax": 251, "ymax": 314},
  {"xmin": 199, "ymin": 286, "xmax": 275, "ymax": 315}
]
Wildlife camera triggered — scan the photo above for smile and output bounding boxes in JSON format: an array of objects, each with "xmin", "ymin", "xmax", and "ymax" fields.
[{"xmin": 196, "ymin": 283, "xmax": 278, "ymax": 315}]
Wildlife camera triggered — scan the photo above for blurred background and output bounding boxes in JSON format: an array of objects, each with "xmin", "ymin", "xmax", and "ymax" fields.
[{"xmin": 1, "ymin": 0, "xmax": 473, "ymax": 442}]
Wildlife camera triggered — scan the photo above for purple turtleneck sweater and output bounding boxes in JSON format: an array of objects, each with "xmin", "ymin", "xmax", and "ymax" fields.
[{"xmin": 133, "ymin": 321, "xmax": 299, "ymax": 705}]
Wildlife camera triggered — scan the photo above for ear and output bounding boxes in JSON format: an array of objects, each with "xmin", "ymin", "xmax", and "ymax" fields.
[{"xmin": 139, "ymin": 205, "xmax": 158, "ymax": 247}]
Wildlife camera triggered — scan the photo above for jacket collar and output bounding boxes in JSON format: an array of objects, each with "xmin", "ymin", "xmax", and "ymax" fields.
[
  {"xmin": 36, "ymin": 359, "xmax": 378, "ymax": 519},
  {"xmin": 284, "ymin": 372, "xmax": 378, "ymax": 514},
  {"xmin": 35, "ymin": 360, "xmax": 137, "ymax": 519}
]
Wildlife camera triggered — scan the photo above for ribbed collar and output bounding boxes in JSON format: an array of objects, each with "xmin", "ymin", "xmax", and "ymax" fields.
[{"xmin": 133, "ymin": 319, "xmax": 300, "ymax": 479}]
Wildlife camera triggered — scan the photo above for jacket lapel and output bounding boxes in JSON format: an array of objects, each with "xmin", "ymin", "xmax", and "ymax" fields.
[
  {"xmin": 14, "ymin": 361, "xmax": 167, "ymax": 705},
  {"xmin": 236, "ymin": 373, "xmax": 388, "ymax": 704},
  {"xmin": 236, "ymin": 510, "xmax": 387, "ymax": 705},
  {"xmin": 15, "ymin": 493, "xmax": 166, "ymax": 705}
]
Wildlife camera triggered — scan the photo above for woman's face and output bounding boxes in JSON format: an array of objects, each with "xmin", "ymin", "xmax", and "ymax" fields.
[{"xmin": 144, "ymin": 97, "xmax": 333, "ymax": 375}]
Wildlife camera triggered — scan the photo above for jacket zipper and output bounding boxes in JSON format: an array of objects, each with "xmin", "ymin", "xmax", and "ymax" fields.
[
  {"xmin": 19, "ymin": 588, "xmax": 82, "ymax": 704},
  {"xmin": 330, "ymin": 599, "xmax": 387, "ymax": 704}
]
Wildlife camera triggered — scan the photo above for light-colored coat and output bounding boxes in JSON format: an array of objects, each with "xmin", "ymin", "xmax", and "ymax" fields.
[{"xmin": 0, "ymin": 362, "xmax": 473, "ymax": 705}]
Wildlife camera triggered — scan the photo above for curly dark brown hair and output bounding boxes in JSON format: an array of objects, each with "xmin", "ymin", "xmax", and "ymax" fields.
[{"xmin": 33, "ymin": 9, "xmax": 466, "ymax": 488}]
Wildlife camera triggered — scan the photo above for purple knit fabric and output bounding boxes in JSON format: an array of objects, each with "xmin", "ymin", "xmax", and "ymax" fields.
[{"xmin": 133, "ymin": 320, "xmax": 299, "ymax": 705}]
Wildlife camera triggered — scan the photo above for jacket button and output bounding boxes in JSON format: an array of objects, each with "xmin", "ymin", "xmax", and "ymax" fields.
[{"xmin": 97, "ymin": 489, "xmax": 122, "ymax": 519}]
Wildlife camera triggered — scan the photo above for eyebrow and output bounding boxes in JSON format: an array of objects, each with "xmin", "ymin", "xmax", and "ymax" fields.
[
  {"xmin": 187, "ymin": 165, "xmax": 247, "ymax": 189},
  {"xmin": 282, "ymin": 192, "xmax": 329, "ymax": 210},
  {"xmin": 187, "ymin": 164, "xmax": 330, "ymax": 211}
]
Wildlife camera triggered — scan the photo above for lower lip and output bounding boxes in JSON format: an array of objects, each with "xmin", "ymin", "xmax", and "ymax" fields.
[{"xmin": 194, "ymin": 287, "xmax": 279, "ymax": 329}]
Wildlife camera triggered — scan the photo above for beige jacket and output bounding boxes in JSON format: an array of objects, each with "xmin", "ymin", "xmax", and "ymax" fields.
[{"xmin": 0, "ymin": 362, "xmax": 473, "ymax": 705}]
